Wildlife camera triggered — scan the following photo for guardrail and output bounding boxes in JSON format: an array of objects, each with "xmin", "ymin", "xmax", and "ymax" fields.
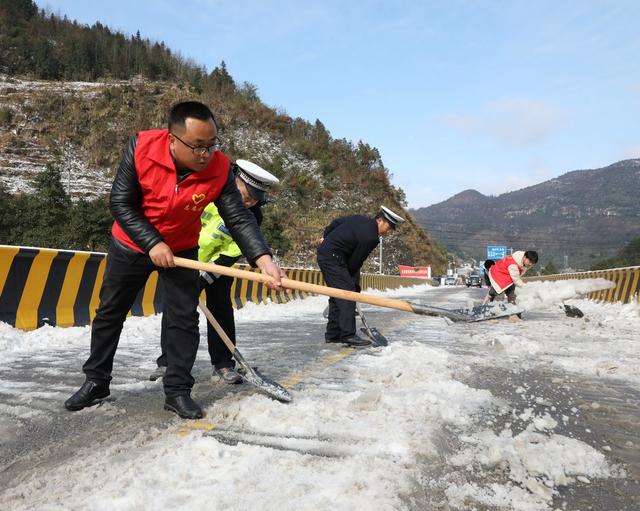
[
  {"xmin": 526, "ymin": 266, "xmax": 640, "ymax": 304},
  {"xmin": 0, "ymin": 245, "xmax": 430, "ymax": 331}
]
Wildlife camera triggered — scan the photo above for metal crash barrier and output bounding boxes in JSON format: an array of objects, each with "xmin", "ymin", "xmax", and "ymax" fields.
[
  {"xmin": 0, "ymin": 245, "xmax": 429, "ymax": 331},
  {"xmin": 526, "ymin": 266, "xmax": 640, "ymax": 304}
]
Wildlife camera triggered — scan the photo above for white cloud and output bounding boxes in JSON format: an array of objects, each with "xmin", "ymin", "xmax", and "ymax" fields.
[
  {"xmin": 487, "ymin": 98, "xmax": 567, "ymax": 146},
  {"xmin": 442, "ymin": 97, "xmax": 568, "ymax": 147}
]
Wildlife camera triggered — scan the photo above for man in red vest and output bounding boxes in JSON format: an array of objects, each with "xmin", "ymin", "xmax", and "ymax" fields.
[
  {"xmin": 65, "ymin": 101, "xmax": 282, "ymax": 419},
  {"xmin": 484, "ymin": 250, "xmax": 538, "ymax": 321}
]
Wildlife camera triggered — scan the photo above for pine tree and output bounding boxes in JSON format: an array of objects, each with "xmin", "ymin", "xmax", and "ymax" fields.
[
  {"xmin": 18, "ymin": 162, "xmax": 71, "ymax": 248},
  {"xmin": 206, "ymin": 61, "xmax": 236, "ymax": 97},
  {"xmin": 67, "ymin": 198, "xmax": 112, "ymax": 251}
]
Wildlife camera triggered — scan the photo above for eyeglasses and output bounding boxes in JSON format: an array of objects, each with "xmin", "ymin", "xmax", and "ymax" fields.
[{"xmin": 171, "ymin": 132, "xmax": 221, "ymax": 156}]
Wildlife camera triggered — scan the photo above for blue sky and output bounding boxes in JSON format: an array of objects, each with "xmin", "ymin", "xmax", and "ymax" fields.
[{"xmin": 35, "ymin": 0, "xmax": 640, "ymax": 208}]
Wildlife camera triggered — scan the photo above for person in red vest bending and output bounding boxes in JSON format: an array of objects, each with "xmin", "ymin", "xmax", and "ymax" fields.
[{"xmin": 483, "ymin": 250, "xmax": 538, "ymax": 322}]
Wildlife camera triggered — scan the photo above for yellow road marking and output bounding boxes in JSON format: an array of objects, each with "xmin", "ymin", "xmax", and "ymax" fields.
[{"xmin": 174, "ymin": 346, "xmax": 357, "ymax": 436}]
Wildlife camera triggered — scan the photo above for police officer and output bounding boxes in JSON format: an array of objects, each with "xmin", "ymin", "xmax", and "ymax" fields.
[
  {"xmin": 317, "ymin": 206, "xmax": 404, "ymax": 346},
  {"xmin": 151, "ymin": 160, "xmax": 279, "ymax": 383}
]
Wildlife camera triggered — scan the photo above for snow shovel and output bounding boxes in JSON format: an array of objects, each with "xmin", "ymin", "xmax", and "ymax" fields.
[
  {"xmin": 197, "ymin": 299, "xmax": 292, "ymax": 403},
  {"xmin": 175, "ymin": 258, "xmax": 518, "ymax": 322},
  {"xmin": 356, "ymin": 303, "xmax": 388, "ymax": 346},
  {"xmin": 323, "ymin": 302, "xmax": 388, "ymax": 345}
]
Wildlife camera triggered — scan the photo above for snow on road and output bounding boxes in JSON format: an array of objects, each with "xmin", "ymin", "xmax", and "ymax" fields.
[{"xmin": 0, "ymin": 282, "xmax": 638, "ymax": 510}]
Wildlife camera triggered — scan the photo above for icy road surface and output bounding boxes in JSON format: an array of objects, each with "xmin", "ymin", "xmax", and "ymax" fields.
[{"xmin": 0, "ymin": 283, "xmax": 638, "ymax": 510}]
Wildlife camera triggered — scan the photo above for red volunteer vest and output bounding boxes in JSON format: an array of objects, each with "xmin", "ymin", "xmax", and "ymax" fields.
[
  {"xmin": 111, "ymin": 129, "xmax": 230, "ymax": 253},
  {"xmin": 489, "ymin": 255, "xmax": 523, "ymax": 290}
]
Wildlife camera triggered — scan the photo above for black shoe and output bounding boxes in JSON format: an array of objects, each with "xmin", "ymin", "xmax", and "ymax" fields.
[
  {"xmin": 341, "ymin": 334, "xmax": 372, "ymax": 347},
  {"xmin": 65, "ymin": 380, "xmax": 110, "ymax": 411},
  {"xmin": 164, "ymin": 394, "xmax": 203, "ymax": 420},
  {"xmin": 325, "ymin": 338, "xmax": 342, "ymax": 344}
]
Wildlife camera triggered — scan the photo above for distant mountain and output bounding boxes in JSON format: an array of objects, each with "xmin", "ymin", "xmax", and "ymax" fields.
[{"xmin": 411, "ymin": 159, "xmax": 640, "ymax": 269}]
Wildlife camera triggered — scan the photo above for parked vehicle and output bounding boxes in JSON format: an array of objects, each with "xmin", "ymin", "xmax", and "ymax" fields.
[
  {"xmin": 466, "ymin": 273, "xmax": 482, "ymax": 287},
  {"xmin": 445, "ymin": 276, "xmax": 457, "ymax": 286}
]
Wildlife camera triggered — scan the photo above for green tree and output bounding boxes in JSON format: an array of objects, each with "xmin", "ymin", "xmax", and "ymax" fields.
[
  {"xmin": 67, "ymin": 197, "xmax": 112, "ymax": 251},
  {"xmin": 206, "ymin": 61, "xmax": 236, "ymax": 97},
  {"xmin": 18, "ymin": 162, "xmax": 71, "ymax": 248},
  {"xmin": 0, "ymin": 183, "xmax": 17, "ymax": 244},
  {"xmin": 260, "ymin": 208, "xmax": 291, "ymax": 257},
  {"xmin": 591, "ymin": 237, "xmax": 640, "ymax": 270},
  {"xmin": 539, "ymin": 261, "xmax": 559, "ymax": 275}
]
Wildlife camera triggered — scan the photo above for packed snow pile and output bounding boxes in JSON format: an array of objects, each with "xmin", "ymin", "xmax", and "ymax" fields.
[
  {"xmin": 447, "ymin": 425, "xmax": 621, "ymax": 508},
  {"xmin": 0, "ymin": 342, "xmax": 493, "ymax": 510},
  {"xmin": 516, "ymin": 278, "xmax": 615, "ymax": 310}
]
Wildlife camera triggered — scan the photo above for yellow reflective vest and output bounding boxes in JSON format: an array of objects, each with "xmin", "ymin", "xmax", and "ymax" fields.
[{"xmin": 198, "ymin": 203, "xmax": 243, "ymax": 263}]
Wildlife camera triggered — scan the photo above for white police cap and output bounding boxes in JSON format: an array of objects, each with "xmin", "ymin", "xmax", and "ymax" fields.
[
  {"xmin": 235, "ymin": 159, "xmax": 279, "ymax": 203},
  {"xmin": 379, "ymin": 205, "xmax": 405, "ymax": 228}
]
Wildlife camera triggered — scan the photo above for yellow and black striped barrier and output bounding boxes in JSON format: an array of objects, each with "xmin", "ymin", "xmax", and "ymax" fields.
[
  {"xmin": 229, "ymin": 265, "xmax": 312, "ymax": 309},
  {"xmin": 1, "ymin": 245, "xmax": 431, "ymax": 331},
  {"xmin": 228, "ymin": 264, "xmax": 428, "ymax": 307},
  {"xmin": 0, "ymin": 246, "xmax": 160, "ymax": 331},
  {"xmin": 526, "ymin": 266, "xmax": 640, "ymax": 304}
]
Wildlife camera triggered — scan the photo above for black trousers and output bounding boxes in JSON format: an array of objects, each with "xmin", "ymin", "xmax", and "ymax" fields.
[
  {"xmin": 157, "ymin": 274, "xmax": 236, "ymax": 370},
  {"xmin": 82, "ymin": 238, "xmax": 200, "ymax": 397},
  {"xmin": 488, "ymin": 284, "xmax": 516, "ymax": 304},
  {"xmin": 487, "ymin": 283, "xmax": 522, "ymax": 318},
  {"xmin": 317, "ymin": 253, "xmax": 358, "ymax": 341}
]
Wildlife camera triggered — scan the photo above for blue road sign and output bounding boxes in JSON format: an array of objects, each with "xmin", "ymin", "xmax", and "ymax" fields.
[{"xmin": 487, "ymin": 245, "xmax": 508, "ymax": 260}]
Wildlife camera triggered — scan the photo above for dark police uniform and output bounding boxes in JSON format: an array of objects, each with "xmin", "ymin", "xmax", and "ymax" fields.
[{"xmin": 317, "ymin": 215, "xmax": 380, "ymax": 341}]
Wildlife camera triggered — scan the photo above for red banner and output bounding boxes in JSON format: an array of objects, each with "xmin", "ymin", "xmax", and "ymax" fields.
[{"xmin": 398, "ymin": 265, "xmax": 431, "ymax": 278}]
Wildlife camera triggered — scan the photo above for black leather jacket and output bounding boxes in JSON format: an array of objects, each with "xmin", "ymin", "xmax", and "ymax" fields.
[{"xmin": 109, "ymin": 134, "xmax": 271, "ymax": 264}]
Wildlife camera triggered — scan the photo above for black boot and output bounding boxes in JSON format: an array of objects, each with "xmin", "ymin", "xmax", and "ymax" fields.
[
  {"xmin": 341, "ymin": 334, "xmax": 372, "ymax": 347},
  {"xmin": 164, "ymin": 395, "xmax": 203, "ymax": 420},
  {"xmin": 65, "ymin": 380, "xmax": 110, "ymax": 411}
]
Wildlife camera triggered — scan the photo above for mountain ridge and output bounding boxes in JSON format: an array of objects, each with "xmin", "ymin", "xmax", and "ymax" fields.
[{"xmin": 411, "ymin": 159, "xmax": 640, "ymax": 268}]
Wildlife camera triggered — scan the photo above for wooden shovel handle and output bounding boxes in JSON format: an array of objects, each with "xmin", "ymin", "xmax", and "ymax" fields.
[
  {"xmin": 174, "ymin": 257, "xmax": 416, "ymax": 314},
  {"xmin": 197, "ymin": 299, "xmax": 236, "ymax": 354}
]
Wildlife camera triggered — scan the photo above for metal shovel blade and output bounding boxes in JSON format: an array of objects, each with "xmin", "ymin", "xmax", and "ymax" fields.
[
  {"xmin": 451, "ymin": 303, "xmax": 525, "ymax": 322},
  {"xmin": 408, "ymin": 302, "xmax": 474, "ymax": 322},
  {"xmin": 233, "ymin": 349, "xmax": 292, "ymax": 403},
  {"xmin": 409, "ymin": 302, "xmax": 524, "ymax": 322}
]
